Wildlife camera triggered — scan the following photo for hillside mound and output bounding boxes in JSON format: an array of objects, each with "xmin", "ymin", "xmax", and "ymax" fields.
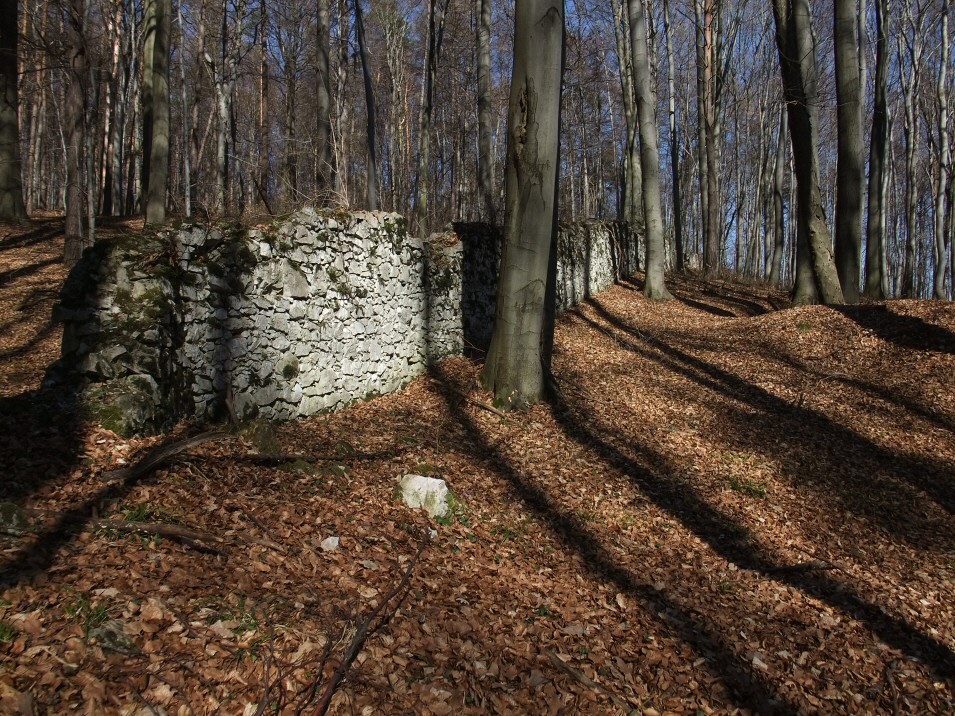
[{"xmin": 1, "ymin": 222, "xmax": 953, "ymax": 714}]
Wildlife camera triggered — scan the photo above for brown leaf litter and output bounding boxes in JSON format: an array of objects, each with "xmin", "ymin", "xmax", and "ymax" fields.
[{"xmin": 1, "ymin": 220, "xmax": 953, "ymax": 714}]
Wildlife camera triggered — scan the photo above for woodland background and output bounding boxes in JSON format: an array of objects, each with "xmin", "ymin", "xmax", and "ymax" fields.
[{"xmin": 2, "ymin": 0, "xmax": 953, "ymax": 300}]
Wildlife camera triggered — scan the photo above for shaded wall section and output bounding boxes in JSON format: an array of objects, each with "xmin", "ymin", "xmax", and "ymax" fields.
[{"xmin": 48, "ymin": 211, "xmax": 639, "ymax": 434}]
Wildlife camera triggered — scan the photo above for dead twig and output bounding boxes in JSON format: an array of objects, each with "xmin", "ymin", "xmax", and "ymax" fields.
[
  {"xmin": 92, "ymin": 519, "xmax": 227, "ymax": 554},
  {"xmin": 312, "ymin": 528, "xmax": 431, "ymax": 716},
  {"xmin": 545, "ymin": 650, "xmax": 638, "ymax": 713},
  {"xmin": 100, "ymin": 431, "xmax": 229, "ymax": 484}
]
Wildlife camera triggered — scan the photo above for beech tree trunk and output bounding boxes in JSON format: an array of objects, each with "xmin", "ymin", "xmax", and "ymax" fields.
[
  {"xmin": 663, "ymin": 0, "xmax": 683, "ymax": 272},
  {"xmin": 628, "ymin": 0, "xmax": 672, "ymax": 300},
  {"xmin": 354, "ymin": 0, "xmax": 378, "ymax": 210},
  {"xmin": 481, "ymin": 0, "xmax": 564, "ymax": 408},
  {"xmin": 146, "ymin": 0, "xmax": 170, "ymax": 224},
  {"xmin": 833, "ymin": 0, "xmax": 863, "ymax": 302},
  {"xmin": 0, "ymin": 0, "xmax": 25, "ymax": 222},
  {"xmin": 772, "ymin": 0, "xmax": 844, "ymax": 305},
  {"xmin": 864, "ymin": 0, "xmax": 890, "ymax": 299},
  {"xmin": 933, "ymin": 0, "xmax": 951, "ymax": 300},
  {"xmin": 64, "ymin": 0, "xmax": 88, "ymax": 267},
  {"xmin": 767, "ymin": 107, "xmax": 787, "ymax": 286},
  {"xmin": 477, "ymin": 0, "xmax": 495, "ymax": 223},
  {"xmin": 316, "ymin": 0, "xmax": 334, "ymax": 200}
]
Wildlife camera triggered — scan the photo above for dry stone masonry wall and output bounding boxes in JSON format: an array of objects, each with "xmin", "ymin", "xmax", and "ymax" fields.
[{"xmin": 49, "ymin": 210, "xmax": 638, "ymax": 435}]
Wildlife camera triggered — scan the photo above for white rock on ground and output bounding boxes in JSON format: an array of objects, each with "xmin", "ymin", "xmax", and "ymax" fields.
[
  {"xmin": 320, "ymin": 536, "xmax": 340, "ymax": 552},
  {"xmin": 399, "ymin": 475, "xmax": 449, "ymax": 518}
]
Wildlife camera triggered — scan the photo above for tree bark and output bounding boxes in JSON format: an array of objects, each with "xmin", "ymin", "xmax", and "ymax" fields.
[
  {"xmin": 628, "ymin": 0, "xmax": 672, "ymax": 300},
  {"xmin": 146, "ymin": 0, "xmax": 171, "ymax": 224},
  {"xmin": 64, "ymin": 0, "xmax": 88, "ymax": 267},
  {"xmin": 864, "ymin": 0, "xmax": 890, "ymax": 299},
  {"xmin": 700, "ymin": 0, "xmax": 720, "ymax": 277},
  {"xmin": 772, "ymin": 0, "xmax": 844, "ymax": 305},
  {"xmin": 354, "ymin": 0, "xmax": 378, "ymax": 210},
  {"xmin": 477, "ymin": 0, "xmax": 496, "ymax": 223},
  {"xmin": 0, "ymin": 0, "xmax": 25, "ymax": 222},
  {"xmin": 481, "ymin": 0, "xmax": 564, "ymax": 408},
  {"xmin": 663, "ymin": 0, "xmax": 683, "ymax": 272},
  {"xmin": 316, "ymin": 0, "xmax": 334, "ymax": 200},
  {"xmin": 767, "ymin": 106, "xmax": 787, "ymax": 286},
  {"xmin": 933, "ymin": 0, "xmax": 951, "ymax": 300},
  {"xmin": 833, "ymin": 0, "xmax": 864, "ymax": 302}
]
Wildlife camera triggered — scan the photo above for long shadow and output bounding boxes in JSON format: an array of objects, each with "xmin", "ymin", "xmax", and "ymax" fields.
[
  {"xmin": 0, "ymin": 429, "xmax": 212, "ymax": 591},
  {"xmin": 0, "ymin": 256, "xmax": 60, "ymax": 287},
  {"xmin": 426, "ymin": 365, "xmax": 803, "ymax": 714},
  {"xmin": 669, "ymin": 290, "xmax": 737, "ymax": 317},
  {"xmin": 0, "ymin": 221, "xmax": 62, "ymax": 251},
  {"xmin": 545, "ymin": 366, "xmax": 955, "ymax": 689},
  {"xmin": 835, "ymin": 304, "xmax": 955, "ymax": 355},
  {"xmin": 768, "ymin": 349, "xmax": 955, "ymax": 435},
  {"xmin": 581, "ymin": 297, "xmax": 955, "ymax": 529}
]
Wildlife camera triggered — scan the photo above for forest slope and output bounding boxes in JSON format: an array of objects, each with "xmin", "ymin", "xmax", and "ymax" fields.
[{"xmin": 1, "ymin": 221, "xmax": 953, "ymax": 714}]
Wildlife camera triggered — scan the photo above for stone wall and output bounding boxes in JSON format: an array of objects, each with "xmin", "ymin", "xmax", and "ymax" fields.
[{"xmin": 49, "ymin": 210, "xmax": 638, "ymax": 435}]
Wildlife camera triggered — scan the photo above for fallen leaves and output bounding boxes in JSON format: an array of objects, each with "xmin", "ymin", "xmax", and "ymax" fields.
[{"xmin": 2, "ymin": 225, "xmax": 955, "ymax": 713}]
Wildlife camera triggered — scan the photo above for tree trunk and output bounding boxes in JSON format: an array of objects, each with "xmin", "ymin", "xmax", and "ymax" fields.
[
  {"xmin": 64, "ymin": 0, "xmax": 88, "ymax": 267},
  {"xmin": 700, "ymin": 0, "xmax": 720, "ymax": 277},
  {"xmin": 772, "ymin": 0, "xmax": 844, "ymax": 305},
  {"xmin": 663, "ymin": 0, "xmax": 683, "ymax": 272},
  {"xmin": 477, "ymin": 0, "xmax": 495, "ymax": 223},
  {"xmin": 256, "ymin": 2, "xmax": 270, "ymax": 213},
  {"xmin": 481, "ymin": 0, "xmax": 564, "ymax": 408},
  {"xmin": 146, "ymin": 0, "xmax": 170, "ymax": 224},
  {"xmin": 898, "ymin": 25, "xmax": 920, "ymax": 298},
  {"xmin": 316, "ymin": 0, "xmax": 334, "ymax": 200},
  {"xmin": 140, "ymin": 0, "xmax": 156, "ymax": 215},
  {"xmin": 628, "ymin": 0, "xmax": 672, "ymax": 300},
  {"xmin": 933, "ymin": 0, "xmax": 951, "ymax": 300},
  {"xmin": 864, "ymin": 0, "xmax": 889, "ymax": 299},
  {"xmin": 767, "ymin": 106, "xmax": 787, "ymax": 286},
  {"xmin": 833, "ymin": 0, "xmax": 864, "ymax": 302},
  {"xmin": 354, "ymin": 0, "xmax": 378, "ymax": 211},
  {"xmin": 0, "ymin": 0, "xmax": 25, "ymax": 222}
]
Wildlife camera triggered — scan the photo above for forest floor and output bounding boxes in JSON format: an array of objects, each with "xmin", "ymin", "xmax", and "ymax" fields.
[{"xmin": 1, "ymin": 218, "xmax": 954, "ymax": 715}]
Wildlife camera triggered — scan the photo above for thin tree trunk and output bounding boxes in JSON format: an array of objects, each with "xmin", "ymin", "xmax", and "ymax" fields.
[
  {"xmin": 628, "ymin": 0, "xmax": 672, "ymax": 300},
  {"xmin": 354, "ymin": 0, "xmax": 378, "ymax": 210},
  {"xmin": 477, "ymin": 0, "xmax": 495, "ymax": 223},
  {"xmin": 898, "ymin": 23, "xmax": 920, "ymax": 298},
  {"xmin": 64, "ymin": 0, "xmax": 88, "ymax": 266},
  {"xmin": 663, "ymin": 0, "xmax": 683, "ymax": 272},
  {"xmin": 316, "ymin": 0, "xmax": 334, "ymax": 200},
  {"xmin": 178, "ymin": 0, "xmax": 190, "ymax": 217},
  {"xmin": 0, "ymin": 0, "xmax": 25, "ymax": 222},
  {"xmin": 768, "ymin": 106, "xmax": 787, "ymax": 286},
  {"xmin": 864, "ymin": 0, "xmax": 890, "ymax": 298},
  {"xmin": 481, "ymin": 0, "xmax": 564, "ymax": 407},
  {"xmin": 933, "ymin": 0, "xmax": 951, "ymax": 299},
  {"xmin": 701, "ymin": 0, "xmax": 720, "ymax": 277},
  {"xmin": 256, "ymin": 2, "xmax": 270, "ymax": 213}
]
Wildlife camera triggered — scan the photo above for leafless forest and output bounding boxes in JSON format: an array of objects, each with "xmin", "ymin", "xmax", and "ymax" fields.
[{"xmin": 1, "ymin": 0, "xmax": 953, "ymax": 298}]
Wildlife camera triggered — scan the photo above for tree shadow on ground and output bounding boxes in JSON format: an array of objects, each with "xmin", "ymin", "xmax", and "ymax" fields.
[
  {"xmin": 544, "ymin": 358, "xmax": 955, "ymax": 688},
  {"xmin": 623, "ymin": 275, "xmax": 778, "ymax": 317},
  {"xmin": 578, "ymin": 296, "xmax": 955, "ymax": 532},
  {"xmin": 426, "ymin": 364, "xmax": 802, "ymax": 714},
  {"xmin": 834, "ymin": 304, "xmax": 955, "ymax": 355}
]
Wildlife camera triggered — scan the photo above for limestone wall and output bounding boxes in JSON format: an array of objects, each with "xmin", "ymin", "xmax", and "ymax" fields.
[{"xmin": 49, "ymin": 210, "xmax": 638, "ymax": 435}]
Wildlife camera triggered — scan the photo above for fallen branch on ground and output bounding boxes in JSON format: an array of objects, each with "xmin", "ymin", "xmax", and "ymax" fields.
[
  {"xmin": 92, "ymin": 519, "xmax": 227, "ymax": 553},
  {"xmin": 311, "ymin": 527, "xmax": 431, "ymax": 716},
  {"xmin": 545, "ymin": 650, "xmax": 638, "ymax": 713},
  {"xmin": 99, "ymin": 431, "xmax": 229, "ymax": 484}
]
